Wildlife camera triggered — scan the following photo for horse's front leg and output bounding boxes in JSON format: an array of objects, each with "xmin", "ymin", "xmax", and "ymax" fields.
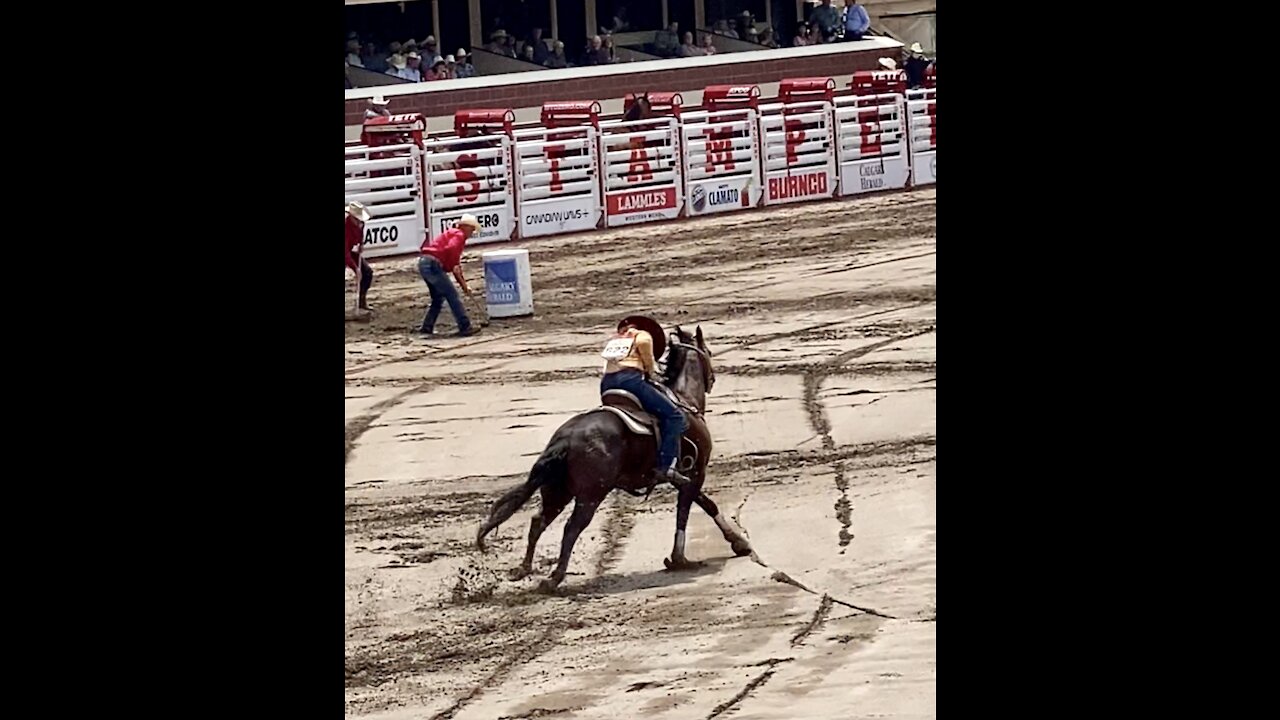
[
  {"xmin": 694, "ymin": 491, "xmax": 753, "ymax": 557},
  {"xmin": 664, "ymin": 481, "xmax": 702, "ymax": 570}
]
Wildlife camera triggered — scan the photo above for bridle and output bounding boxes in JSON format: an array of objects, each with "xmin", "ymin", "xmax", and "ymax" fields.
[{"xmin": 666, "ymin": 340, "xmax": 716, "ymax": 397}]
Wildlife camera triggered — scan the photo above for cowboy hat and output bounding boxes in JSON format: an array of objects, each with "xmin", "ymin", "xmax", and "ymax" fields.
[
  {"xmin": 456, "ymin": 48, "xmax": 468, "ymax": 57},
  {"xmin": 878, "ymin": 57, "xmax": 898, "ymax": 70},
  {"xmin": 456, "ymin": 213, "xmax": 481, "ymax": 230},
  {"xmin": 432, "ymin": 57, "xmax": 446, "ymax": 68},
  {"xmin": 406, "ymin": 51, "xmax": 421, "ymax": 60},
  {"xmin": 388, "ymin": 54, "xmax": 407, "ymax": 70},
  {"xmin": 491, "ymin": 29, "xmax": 508, "ymax": 39},
  {"xmin": 370, "ymin": 96, "xmax": 389, "ymax": 106},
  {"xmin": 445, "ymin": 54, "xmax": 456, "ymax": 63},
  {"xmin": 909, "ymin": 42, "xmax": 924, "ymax": 54},
  {"xmin": 617, "ymin": 315, "xmax": 667, "ymax": 360},
  {"xmin": 423, "ymin": 35, "xmax": 437, "ymax": 45},
  {"xmin": 345, "ymin": 201, "xmax": 371, "ymax": 222}
]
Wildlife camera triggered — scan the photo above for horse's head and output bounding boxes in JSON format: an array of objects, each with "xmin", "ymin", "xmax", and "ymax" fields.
[
  {"xmin": 624, "ymin": 92, "xmax": 653, "ymax": 122},
  {"xmin": 664, "ymin": 324, "xmax": 715, "ymax": 413}
]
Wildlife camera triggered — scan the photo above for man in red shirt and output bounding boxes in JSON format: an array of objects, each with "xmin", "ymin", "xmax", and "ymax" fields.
[
  {"xmin": 344, "ymin": 201, "xmax": 373, "ymax": 312},
  {"xmin": 418, "ymin": 214, "xmax": 481, "ymax": 336}
]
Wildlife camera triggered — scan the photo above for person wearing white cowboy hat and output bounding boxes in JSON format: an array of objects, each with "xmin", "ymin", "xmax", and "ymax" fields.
[
  {"xmin": 344, "ymin": 201, "xmax": 375, "ymax": 312},
  {"xmin": 454, "ymin": 47, "xmax": 477, "ymax": 78},
  {"xmin": 904, "ymin": 42, "xmax": 931, "ymax": 88},
  {"xmin": 878, "ymin": 56, "xmax": 898, "ymax": 71},
  {"xmin": 417, "ymin": 214, "xmax": 482, "ymax": 337},
  {"xmin": 364, "ymin": 96, "xmax": 391, "ymax": 120},
  {"xmin": 385, "ymin": 53, "xmax": 409, "ymax": 80}
]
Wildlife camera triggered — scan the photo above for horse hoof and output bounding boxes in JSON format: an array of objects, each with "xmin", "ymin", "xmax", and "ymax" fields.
[
  {"xmin": 537, "ymin": 578, "xmax": 561, "ymax": 594},
  {"xmin": 508, "ymin": 567, "xmax": 530, "ymax": 581},
  {"xmin": 664, "ymin": 557, "xmax": 702, "ymax": 571},
  {"xmin": 731, "ymin": 540, "xmax": 753, "ymax": 557}
]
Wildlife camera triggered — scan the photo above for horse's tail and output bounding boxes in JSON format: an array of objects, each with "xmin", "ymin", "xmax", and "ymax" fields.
[{"xmin": 475, "ymin": 435, "xmax": 569, "ymax": 552}]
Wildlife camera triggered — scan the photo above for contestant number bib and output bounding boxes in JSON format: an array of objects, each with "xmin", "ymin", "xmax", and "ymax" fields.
[{"xmin": 601, "ymin": 335, "xmax": 635, "ymax": 361}]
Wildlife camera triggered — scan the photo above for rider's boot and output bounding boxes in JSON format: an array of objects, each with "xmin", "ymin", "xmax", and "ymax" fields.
[{"xmin": 641, "ymin": 466, "xmax": 690, "ymax": 499}]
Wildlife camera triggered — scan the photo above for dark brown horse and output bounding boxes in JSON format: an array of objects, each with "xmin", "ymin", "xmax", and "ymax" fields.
[
  {"xmin": 622, "ymin": 91, "xmax": 654, "ymax": 122},
  {"xmin": 476, "ymin": 325, "xmax": 752, "ymax": 592}
]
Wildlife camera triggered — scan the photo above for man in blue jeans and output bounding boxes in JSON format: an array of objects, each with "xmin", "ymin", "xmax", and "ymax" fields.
[
  {"xmin": 418, "ymin": 214, "xmax": 481, "ymax": 337},
  {"xmin": 600, "ymin": 315, "xmax": 690, "ymax": 487}
]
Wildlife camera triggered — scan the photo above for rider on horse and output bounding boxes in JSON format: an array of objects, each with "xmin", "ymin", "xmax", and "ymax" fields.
[{"xmin": 600, "ymin": 315, "xmax": 690, "ymax": 487}]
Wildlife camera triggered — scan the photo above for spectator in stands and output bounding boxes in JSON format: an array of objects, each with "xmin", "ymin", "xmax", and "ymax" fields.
[
  {"xmin": 426, "ymin": 58, "xmax": 449, "ymax": 80},
  {"xmin": 346, "ymin": 39, "xmax": 364, "ymax": 68},
  {"xmin": 584, "ymin": 35, "xmax": 611, "ymax": 65},
  {"xmin": 712, "ymin": 19, "xmax": 738, "ymax": 39},
  {"xmin": 736, "ymin": 11, "xmax": 756, "ymax": 39},
  {"xmin": 454, "ymin": 48, "xmax": 477, "ymax": 77},
  {"xmin": 529, "ymin": 28, "xmax": 551, "ymax": 64},
  {"xmin": 701, "ymin": 33, "xmax": 718, "ymax": 55},
  {"xmin": 486, "ymin": 30, "xmax": 508, "ymax": 55},
  {"xmin": 405, "ymin": 52, "xmax": 424, "ymax": 81},
  {"xmin": 603, "ymin": 34, "xmax": 619, "ymax": 63},
  {"xmin": 793, "ymin": 23, "xmax": 812, "ymax": 46},
  {"xmin": 746, "ymin": 26, "xmax": 760, "ymax": 43},
  {"xmin": 759, "ymin": 26, "xmax": 779, "ymax": 48},
  {"xmin": 679, "ymin": 31, "xmax": 702, "ymax": 57},
  {"xmin": 365, "ymin": 96, "xmax": 391, "ymax": 120},
  {"xmin": 843, "ymin": 0, "xmax": 870, "ymax": 41},
  {"xmin": 606, "ymin": 6, "xmax": 631, "ymax": 33},
  {"xmin": 904, "ymin": 43, "xmax": 930, "ymax": 88},
  {"xmin": 387, "ymin": 41, "xmax": 403, "ymax": 60},
  {"xmin": 809, "ymin": 0, "xmax": 841, "ymax": 42},
  {"xmin": 385, "ymin": 54, "xmax": 408, "ymax": 79},
  {"xmin": 521, "ymin": 44, "xmax": 536, "ymax": 63},
  {"xmin": 444, "ymin": 54, "xmax": 458, "ymax": 78},
  {"xmin": 504, "ymin": 33, "xmax": 519, "ymax": 58},
  {"xmin": 360, "ymin": 41, "xmax": 385, "ymax": 72},
  {"xmin": 421, "ymin": 36, "xmax": 443, "ymax": 66},
  {"xmin": 545, "ymin": 40, "xmax": 569, "ymax": 68},
  {"xmin": 654, "ymin": 21, "xmax": 680, "ymax": 57}
]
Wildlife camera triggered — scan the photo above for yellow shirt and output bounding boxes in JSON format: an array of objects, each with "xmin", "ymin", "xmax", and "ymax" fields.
[{"xmin": 603, "ymin": 329, "xmax": 657, "ymax": 375}]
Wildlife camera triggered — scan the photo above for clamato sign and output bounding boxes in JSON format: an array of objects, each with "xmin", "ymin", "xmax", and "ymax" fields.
[
  {"xmin": 607, "ymin": 188, "xmax": 677, "ymax": 215},
  {"xmin": 768, "ymin": 171, "xmax": 829, "ymax": 201}
]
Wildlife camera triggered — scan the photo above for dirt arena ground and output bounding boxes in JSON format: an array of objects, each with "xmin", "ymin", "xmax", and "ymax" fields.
[{"xmin": 344, "ymin": 188, "xmax": 936, "ymax": 719}]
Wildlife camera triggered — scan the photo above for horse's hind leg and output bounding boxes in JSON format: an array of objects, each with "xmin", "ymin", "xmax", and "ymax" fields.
[
  {"xmin": 509, "ymin": 482, "xmax": 570, "ymax": 581},
  {"xmin": 538, "ymin": 497, "xmax": 601, "ymax": 593}
]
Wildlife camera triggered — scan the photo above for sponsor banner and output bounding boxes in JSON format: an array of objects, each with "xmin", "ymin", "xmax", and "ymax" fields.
[
  {"xmin": 359, "ymin": 216, "xmax": 423, "ymax": 259},
  {"xmin": 434, "ymin": 208, "xmax": 514, "ymax": 245},
  {"xmin": 838, "ymin": 156, "xmax": 911, "ymax": 197},
  {"xmin": 519, "ymin": 195, "xmax": 600, "ymax": 238},
  {"xmin": 687, "ymin": 176, "xmax": 757, "ymax": 216},
  {"xmin": 605, "ymin": 187, "xmax": 680, "ymax": 227},
  {"xmin": 765, "ymin": 170, "xmax": 834, "ymax": 205},
  {"xmin": 913, "ymin": 151, "xmax": 936, "ymax": 186},
  {"xmin": 484, "ymin": 258, "xmax": 521, "ymax": 306}
]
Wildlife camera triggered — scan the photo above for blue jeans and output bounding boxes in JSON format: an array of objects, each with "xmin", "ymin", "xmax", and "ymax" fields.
[
  {"xmin": 601, "ymin": 368, "xmax": 688, "ymax": 471},
  {"xmin": 418, "ymin": 256, "xmax": 471, "ymax": 333}
]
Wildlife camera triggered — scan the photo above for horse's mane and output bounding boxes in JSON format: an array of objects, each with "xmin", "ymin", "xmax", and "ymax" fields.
[{"xmin": 662, "ymin": 330, "xmax": 692, "ymax": 386}]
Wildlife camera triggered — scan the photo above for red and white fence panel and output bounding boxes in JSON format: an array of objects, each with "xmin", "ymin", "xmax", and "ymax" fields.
[
  {"xmin": 906, "ymin": 87, "xmax": 936, "ymax": 186},
  {"xmin": 345, "ymin": 114, "xmax": 428, "ymax": 258},
  {"xmin": 599, "ymin": 116, "xmax": 684, "ymax": 227},
  {"xmin": 514, "ymin": 102, "xmax": 604, "ymax": 239},
  {"xmin": 424, "ymin": 110, "xmax": 517, "ymax": 244},
  {"xmin": 835, "ymin": 72, "xmax": 910, "ymax": 196},
  {"xmin": 759, "ymin": 82, "xmax": 837, "ymax": 206},
  {"xmin": 682, "ymin": 85, "xmax": 763, "ymax": 217}
]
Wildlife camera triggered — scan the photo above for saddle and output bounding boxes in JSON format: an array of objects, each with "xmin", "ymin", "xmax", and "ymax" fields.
[{"xmin": 598, "ymin": 388, "xmax": 699, "ymax": 478}]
